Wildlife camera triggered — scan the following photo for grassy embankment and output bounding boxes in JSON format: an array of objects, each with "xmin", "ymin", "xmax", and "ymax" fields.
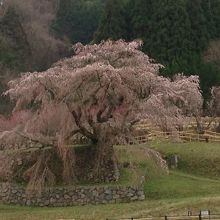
[{"xmin": 1, "ymin": 142, "xmax": 220, "ymax": 220}]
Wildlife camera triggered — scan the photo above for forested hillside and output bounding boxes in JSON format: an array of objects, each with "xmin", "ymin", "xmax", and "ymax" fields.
[
  {"xmin": 0, "ymin": 0, "xmax": 220, "ymax": 114},
  {"xmin": 95, "ymin": 0, "xmax": 220, "ymax": 99}
]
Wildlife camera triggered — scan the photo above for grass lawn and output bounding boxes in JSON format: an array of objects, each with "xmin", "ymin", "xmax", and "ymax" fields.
[
  {"xmin": 146, "ymin": 141, "xmax": 220, "ymax": 199},
  {"xmin": 145, "ymin": 171, "xmax": 220, "ymax": 199},
  {"xmin": 1, "ymin": 197, "xmax": 220, "ymax": 220},
  {"xmin": 1, "ymin": 142, "xmax": 220, "ymax": 220},
  {"xmin": 149, "ymin": 141, "xmax": 220, "ymax": 179}
]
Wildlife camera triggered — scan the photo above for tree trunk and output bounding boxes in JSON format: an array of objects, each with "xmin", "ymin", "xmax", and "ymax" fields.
[
  {"xmin": 216, "ymin": 119, "xmax": 220, "ymax": 133},
  {"xmin": 62, "ymin": 148, "xmax": 77, "ymax": 184},
  {"xmin": 93, "ymin": 141, "xmax": 119, "ymax": 182}
]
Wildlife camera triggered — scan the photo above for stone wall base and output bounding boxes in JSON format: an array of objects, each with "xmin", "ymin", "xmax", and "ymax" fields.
[{"xmin": 0, "ymin": 182, "xmax": 145, "ymax": 207}]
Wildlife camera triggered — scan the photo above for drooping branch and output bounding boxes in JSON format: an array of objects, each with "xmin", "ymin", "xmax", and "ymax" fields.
[{"xmin": 24, "ymin": 150, "xmax": 56, "ymax": 194}]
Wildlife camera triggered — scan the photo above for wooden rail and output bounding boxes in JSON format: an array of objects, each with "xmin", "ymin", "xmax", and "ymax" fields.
[
  {"xmin": 106, "ymin": 212, "xmax": 220, "ymax": 220},
  {"xmin": 133, "ymin": 130, "xmax": 220, "ymax": 144},
  {"xmin": 131, "ymin": 117, "xmax": 220, "ymax": 144}
]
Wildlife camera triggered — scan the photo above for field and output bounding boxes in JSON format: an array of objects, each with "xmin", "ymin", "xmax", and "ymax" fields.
[
  {"xmin": 1, "ymin": 197, "xmax": 220, "ymax": 220},
  {"xmin": 1, "ymin": 142, "xmax": 220, "ymax": 220}
]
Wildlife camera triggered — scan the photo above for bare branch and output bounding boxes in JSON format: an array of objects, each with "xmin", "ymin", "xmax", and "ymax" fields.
[
  {"xmin": 72, "ymin": 109, "xmax": 97, "ymax": 142},
  {"xmin": 15, "ymin": 131, "xmax": 56, "ymax": 146}
]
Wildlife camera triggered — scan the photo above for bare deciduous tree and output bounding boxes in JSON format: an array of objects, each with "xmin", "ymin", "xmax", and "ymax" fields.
[{"xmin": 5, "ymin": 0, "xmax": 69, "ymax": 70}]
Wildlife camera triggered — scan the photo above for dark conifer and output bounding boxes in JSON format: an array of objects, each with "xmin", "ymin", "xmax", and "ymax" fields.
[{"xmin": 94, "ymin": 0, "xmax": 128, "ymax": 43}]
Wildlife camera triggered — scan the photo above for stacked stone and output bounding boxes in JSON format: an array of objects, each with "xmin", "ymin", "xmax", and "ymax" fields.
[{"xmin": 0, "ymin": 183, "xmax": 145, "ymax": 207}]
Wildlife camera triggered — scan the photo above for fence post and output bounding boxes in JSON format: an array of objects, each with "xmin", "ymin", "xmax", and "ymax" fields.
[
  {"xmin": 188, "ymin": 211, "xmax": 192, "ymax": 216},
  {"xmin": 165, "ymin": 216, "xmax": 168, "ymax": 220},
  {"xmin": 199, "ymin": 213, "xmax": 202, "ymax": 220}
]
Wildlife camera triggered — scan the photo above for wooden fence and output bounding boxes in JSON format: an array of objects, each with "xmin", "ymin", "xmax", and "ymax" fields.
[
  {"xmin": 133, "ymin": 130, "xmax": 220, "ymax": 144},
  {"xmin": 106, "ymin": 212, "xmax": 220, "ymax": 220},
  {"xmin": 132, "ymin": 117, "xmax": 220, "ymax": 144}
]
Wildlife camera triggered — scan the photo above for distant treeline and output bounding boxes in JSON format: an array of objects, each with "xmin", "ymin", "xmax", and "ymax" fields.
[{"xmin": 0, "ymin": 0, "xmax": 220, "ymax": 113}]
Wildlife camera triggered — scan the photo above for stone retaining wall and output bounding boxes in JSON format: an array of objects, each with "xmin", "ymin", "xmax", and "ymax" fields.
[{"xmin": 0, "ymin": 182, "xmax": 145, "ymax": 207}]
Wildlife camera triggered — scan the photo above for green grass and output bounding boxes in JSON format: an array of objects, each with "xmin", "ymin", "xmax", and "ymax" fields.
[
  {"xmin": 115, "ymin": 145, "xmax": 168, "ymax": 183},
  {"xmin": 149, "ymin": 141, "xmax": 220, "ymax": 179},
  {"xmin": 1, "ymin": 142, "xmax": 220, "ymax": 219},
  {"xmin": 145, "ymin": 171, "xmax": 220, "ymax": 199},
  {"xmin": 1, "ymin": 197, "xmax": 220, "ymax": 220}
]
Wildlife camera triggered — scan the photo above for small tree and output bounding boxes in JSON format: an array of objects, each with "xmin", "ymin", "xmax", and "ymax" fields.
[
  {"xmin": 5, "ymin": 40, "xmax": 202, "ymax": 185},
  {"xmin": 209, "ymin": 86, "xmax": 220, "ymax": 132}
]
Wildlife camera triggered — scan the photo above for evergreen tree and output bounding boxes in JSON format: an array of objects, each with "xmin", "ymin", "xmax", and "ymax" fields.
[
  {"xmin": 0, "ymin": 8, "xmax": 31, "ymax": 72},
  {"xmin": 94, "ymin": 0, "xmax": 128, "ymax": 43},
  {"xmin": 0, "ymin": 8, "xmax": 32, "ymax": 114},
  {"xmin": 201, "ymin": 0, "xmax": 215, "ymax": 38},
  {"xmin": 53, "ymin": 0, "xmax": 71, "ymax": 39},
  {"xmin": 142, "ymin": 0, "xmax": 191, "ymax": 64},
  {"xmin": 54, "ymin": 0, "xmax": 103, "ymax": 44},
  {"xmin": 130, "ymin": 0, "xmax": 153, "ymax": 39},
  {"xmin": 186, "ymin": 0, "xmax": 209, "ymax": 53},
  {"xmin": 211, "ymin": 0, "xmax": 220, "ymax": 38},
  {"xmin": 123, "ymin": 0, "xmax": 133, "ymax": 40}
]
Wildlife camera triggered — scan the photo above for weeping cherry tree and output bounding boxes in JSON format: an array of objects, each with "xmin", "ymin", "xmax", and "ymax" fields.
[{"xmin": 4, "ymin": 40, "xmax": 203, "ymax": 186}]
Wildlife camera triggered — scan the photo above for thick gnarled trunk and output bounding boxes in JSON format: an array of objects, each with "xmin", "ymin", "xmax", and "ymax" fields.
[
  {"xmin": 61, "ymin": 148, "xmax": 77, "ymax": 184},
  {"xmin": 93, "ymin": 141, "xmax": 119, "ymax": 182}
]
